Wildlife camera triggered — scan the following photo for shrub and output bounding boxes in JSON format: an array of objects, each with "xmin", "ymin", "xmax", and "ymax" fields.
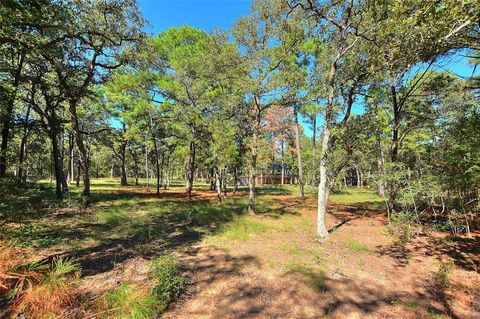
[
  {"xmin": 387, "ymin": 211, "xmax": 420, "ymax": 243},
  {"xmin": 151, "ymin": 255, "xmax": 186, "ymax": 312},
  {"xmin": 432, "ymin": 261, "xmax": 451, "ymax": 291}
]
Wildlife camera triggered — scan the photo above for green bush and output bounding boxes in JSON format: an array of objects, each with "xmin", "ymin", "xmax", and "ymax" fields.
[
  {"xmin": 151, "ymin": 255, "xmax": 186, "ymax": 312},
  {"xmin": 388, "ymin": 211, "xmax": 419, "ymax": 243},
  {"xmin": 432, "ymin": 261, "xmax": 451, "ymax": 290}
]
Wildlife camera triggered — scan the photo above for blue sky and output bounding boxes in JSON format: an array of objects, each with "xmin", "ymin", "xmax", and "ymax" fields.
[
  {"xmin": 138, "ymin": 0, "xmax": 251, "ymax": 34},
  {"xmin": 137, "ymin": 0, "xmax": 479, "ymax": 137}
]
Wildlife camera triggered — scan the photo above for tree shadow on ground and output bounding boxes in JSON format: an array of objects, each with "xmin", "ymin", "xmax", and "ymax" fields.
[
  {"xmin": 377, "ymin": 234, "xmax": 480, "ymax": 272},
  {"xmin": 326, "ymin": 203, "xmax": 385, "ymax": 233},
  {"xmin": 171, "ymin": 249, "xmax": 454, "ymax": 319},
  {"xmin": 41, "ymin": 198, "xmax": 249, "ymax": 277}
]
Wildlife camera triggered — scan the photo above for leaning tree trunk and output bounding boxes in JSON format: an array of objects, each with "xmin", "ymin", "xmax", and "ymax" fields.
[
  {"xmin": 317, "ymin": 56, "xmax": 338, "ymax": 238},
  {"xmin": 388, "ymin": 81, "xmax": 400, "ymax": 212},
  {"xmin": 293, "ymin": 108, "xmax": 305, "ymax": 201},
  {"xmin": 69, "ymin": 99, "xmax": 90, "ymax": 205}
]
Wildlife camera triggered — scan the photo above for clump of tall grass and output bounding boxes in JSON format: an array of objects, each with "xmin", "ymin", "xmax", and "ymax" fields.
[
  {"xmin": 151, "ymin": 255, "xmax": 187, "ymax": 312},
  {"xmin": 96, "ymin": 255, "xmax": 186, "ymax": 318},
  {"xmin": 100, "ymin": 284, "xmax": 160, "ymax": 319}
]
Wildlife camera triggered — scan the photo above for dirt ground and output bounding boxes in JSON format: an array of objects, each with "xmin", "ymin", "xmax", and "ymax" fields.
[
  {"xmin": 158, "ymin": 195, "xmax": 480, "ymax": 319},
  {"xmin": 6, "ymin": 183, "xmax": 478, "ymax": 319}
]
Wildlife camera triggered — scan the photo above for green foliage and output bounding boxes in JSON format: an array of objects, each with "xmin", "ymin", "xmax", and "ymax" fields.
[
  {"xmin": 432, "ymin": 261, "xmax": 452, "ymax": 291},
  {"xmin": 151, "ymin": 255, "xmax": 186, "ymax": 312},
  {"xmin": 387, "ymin": 212, "xmax": 420, "ymax": 243}
]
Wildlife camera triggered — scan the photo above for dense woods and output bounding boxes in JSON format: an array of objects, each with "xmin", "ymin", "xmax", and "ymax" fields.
[{"xmin": 1, "ymin": 0, "xmax": 479, "ymax": 318}]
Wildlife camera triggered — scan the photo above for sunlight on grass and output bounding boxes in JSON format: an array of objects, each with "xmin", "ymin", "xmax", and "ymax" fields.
[
  {"xmin": 344, "ymin": 239, "xmax": 372, "ymax": 253},
  {"xmin": 207, "ymin": 215, "xmax": 269, "ymax": 244},
  {"xmin": 329, "ymin": 188, "xmax": 383, "ymax": 204}
]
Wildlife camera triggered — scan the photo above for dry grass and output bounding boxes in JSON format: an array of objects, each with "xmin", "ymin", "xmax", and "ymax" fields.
[
  {"xmin": 0, "ymin": 241, "xmax": 80, "ymax": 319},
  {"xmin": 0, "ymin": 241, "xmax": 28, "ymax": 295}
]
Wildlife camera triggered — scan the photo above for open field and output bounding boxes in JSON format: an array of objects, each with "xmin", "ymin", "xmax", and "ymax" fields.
[{"xmin": 1, "ymin": 179, "xmax": 478, "ymax": 318}]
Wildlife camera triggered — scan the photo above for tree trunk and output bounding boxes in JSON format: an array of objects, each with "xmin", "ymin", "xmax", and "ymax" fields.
[
  {"xmin": 317, "ymin": 121, "xmax": 331, "ymax": 238},
  {"xmin": 145, "ymin": 142, "xmax": 149, "ymax": 191},
  {"xmin": 110, "ymin": 157, "xmax": 114, "ymax": 179},
  {"xmin": 294, "ymin": 108, "xmax": 305, "ymax": 200},
  {"xmin": 281, "ymin": 140, "xmax": 285, "ymax": 185},
  {"xmin": 120, "ymin": 140, "xmax": 128, "ymax": 186},
  {"xmin": 375, "ymin": 107, "xmax": 386, "ymax": 197},
  {"xmin": 76, "ymin": 158, "xmax": 81, "ymax": 187},
  {"xmin": 359, "ymin": 167, "xmax": 364, "ymax": 187},
  {"xmin": 68, "ymin": 133, "xmax": 75, "ymax": 183},
  {"xmin": 130, "ymin": 149, "xmax": 139, "ymax": 186},
  {"xmin": 222, "ymin": 168, "xmax": 227, "ymax": 199},
  {"xmin": 233, "ymin": 167, "xmax": 238, "ymax": 195},
  {"xmin": 317, "ymin": 56, "xmax": 338, "ymax": 238},
  {"xmin": 152, "ymin": 136, "xmax": 160, "ymax": 195},
  {"xmin": 18, "ymin": 104, "xmax": 31, "ymax": 182},
  {"xmin": 69, "ymin": 99, "xmax": 90, "ymax": 205},
  {"xmin": 159, "ymin": 152, "xmax": 165, "ymax": 189},
  {"xmin": 312, "ymin": 114, "xmax": 317, "ymax": 184},
  {"xmin": 0, "ymin": 52, "xmax": 25, "ymax": 178},
  {"xmin": 50, "ymin": 132, "xmax": 64, "ymax": 200},
  {"xmin": 163, "ymin": 154, "xmax": 169, "ymax": 190},
  {"xmin": 356, "ymin": 165, "xmax": 361, "ymax": 187},
  {"xmin": 388, "ymin": 81, "xmax": 400, "ymax": 211},
  {"xmin": 248, "ymin": 123, "xmax": 258, "ymax": 214},
  {"xmin": 215, "ymin": 167, "xmax": 222, "ymax": 203},
  {"xmin": 187, "ymin": 128, "xmax": 196, "ymax": 198}
]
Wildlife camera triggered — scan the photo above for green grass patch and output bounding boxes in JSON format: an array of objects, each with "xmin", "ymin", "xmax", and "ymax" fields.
[
  {"xmin": 211, "ymin": 215, "xmax": 269, "ymax": 243},
  {"xmin": 329, "ymin": 188, "xmax": 383, "ymax": 204},
  {"xmin": 403, "ymin": 300, "xmax": 420, "ymax": 310},
  {"xmin": 345, "ymin": 239, "xmax": 371, "ymax": 253}
]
